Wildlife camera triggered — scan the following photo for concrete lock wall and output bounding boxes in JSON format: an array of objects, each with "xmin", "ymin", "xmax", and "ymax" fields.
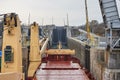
[
  {"xmin": 108, "ymin": 51, "xmax": 120, "ymax": 69},
  {"xmin": 68, "ymin": 37, "xmax": 106, "ymax": 80},
  {"xmin": 90, "ymin": 47, "xmax": 105, "ymax": 80},
  {"xmin": 90, "ymin": 48, "xmax": 120, "ymax": 80},
  {"xmin": 67, "ymin": 37, "xmax": 90, "ymax": 70},
  {"xmin": 103, "ymin": 68, "xmax": 120, "ymax": 80}
]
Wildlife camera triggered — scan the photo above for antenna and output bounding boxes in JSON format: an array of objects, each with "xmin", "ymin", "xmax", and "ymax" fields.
[
  {"xmin": 42, "ymin": 18, "xmax": 44, "ymax": 26},
  {"xmin": 66, "ymin": 13, "xmax": 71, "ymax": 37},
  {"xmin": 67, "ymin": 13, "xmax": 69, "ymax": 26},
  {"xmin": 28, "ymin": 13, "xmax": 30, "ymax": 26}
]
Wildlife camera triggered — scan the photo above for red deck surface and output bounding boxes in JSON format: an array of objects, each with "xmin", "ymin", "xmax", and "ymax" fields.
[{"xmin": 35, "ymin": 61, "xmax": 90, "ymax": 80}]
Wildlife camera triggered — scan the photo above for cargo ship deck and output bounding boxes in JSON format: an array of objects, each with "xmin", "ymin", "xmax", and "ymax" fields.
[{"xmin": 35, "ymin": 56, "xmax": 90, "ymax": 80}]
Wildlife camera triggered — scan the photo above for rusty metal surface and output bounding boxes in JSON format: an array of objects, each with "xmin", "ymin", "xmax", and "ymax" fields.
[{"xmin": 36, "ymin": 61, "xmax": 89, "ymax": 80}]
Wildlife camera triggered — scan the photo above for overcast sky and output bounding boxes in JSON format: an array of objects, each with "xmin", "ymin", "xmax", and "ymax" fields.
[{"xmin": 0, "ymin": 0, "xmax": 120, "ymax": 26}]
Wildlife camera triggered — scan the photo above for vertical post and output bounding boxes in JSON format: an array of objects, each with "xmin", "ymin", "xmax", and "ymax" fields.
[
  {"xmin": 66, "ymin": 13, "xmax": 71, "ymax": 37},
  {"xmin": 85, "ymin": 0, "xmax": 90, "ymax": 39},
  {"xmin": 110, "ymin": 23, "xmax": 112, "ymax": 49},
  {"xmin": 28, "ymin": 13, "xmax": 30, "ymax": 26},
  {"xmin": 63, "ymin": 18, "xmax": 65, "ymax": 26},
  {"xmin": 67, "ymin": 13, "xmax": 69, "ymax": 26},
  {"xmin": 85, "ymin": 45, "xmax": 90, "ymax": 71},
  {"xmin": 42, "ymin": 18, "xmax": 44, "ymax": 26}
]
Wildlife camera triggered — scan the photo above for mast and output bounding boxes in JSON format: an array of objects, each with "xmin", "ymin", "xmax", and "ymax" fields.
[
  {"xmin": 67, "ymin": 13, "xmax": 69, "ymax": 26},
  {"xmin": 85, "ymin": 0, "xmax": 90, "ymax": 39},
  {"xmin": 28, "ymin": 13, "xmax": 30, "ymax": 26}
]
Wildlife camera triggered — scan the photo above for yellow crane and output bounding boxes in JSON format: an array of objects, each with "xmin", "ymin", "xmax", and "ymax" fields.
[
  {"xmin": 0, "ymin": 13, "xmax": 24, "ymax": 80},
  {"xmin": 85, "ymin": 0, "xmax": 94, "ymax": 46},
  {"xmin": 28, "ymin": 22, "xmax": 41, "ymax": 77},
  {"xmin": 85, "ymin": 0, "xmax": 90, "ymax": 39},
  {"xmin": 28, "ymin": 22, "xmax": 49, "ymax": 79}
]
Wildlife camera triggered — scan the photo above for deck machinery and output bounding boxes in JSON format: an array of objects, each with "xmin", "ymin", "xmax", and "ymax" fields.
[
  {"xmin": 28, "ymin": 22, "xmax": 41, "ymax": 77},
  {"xmin": 28, "ymin": 22, "xmax": 49, "ymax": 79},
  {"xmin": 0, "ymin": 13, "xmax": 24, "ymax": 80},
  {"xmin": 34, "ymin": 43, "xmax": 91, "ymax": 80},
  {"xmin": 30, "ymin": 27, "xmax": 94, "ymax": 80},
  {"xmin": 0, "ymin": 13, "xmax": 49, "ymax": 80}
]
